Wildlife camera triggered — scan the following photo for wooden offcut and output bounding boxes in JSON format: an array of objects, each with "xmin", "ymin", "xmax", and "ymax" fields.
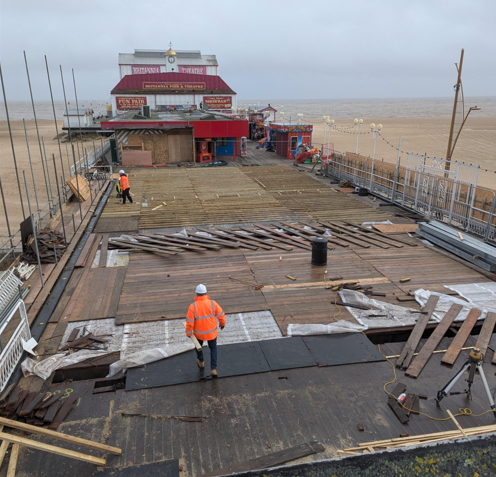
[
  {"xmin": 372, "ymin": 224, "xmax": 419, "ymax": 234},
  {"xmin": 441, "ymin": 308, "xmax": 481, "ymax": 366},
  {"xmin": 198, "ymin": 440, "xmax": 325, "ymax": 477},
  {"xmin": 405, "ymin": 304, "xmax": 463, "ymax": 378},
  {"xmin": 475, "ymin": 311, "xmax": 496, "ymax": 360},
  {"xmin": 66, "ymin": 174, "xmax": 91, "ymax": 202},
  {"xmin": 395, "ymin": 295, "xmax": 439, "ymax": 369}
]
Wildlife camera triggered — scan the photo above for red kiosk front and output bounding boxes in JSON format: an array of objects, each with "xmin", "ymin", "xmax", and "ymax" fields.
[{"xmin": 269, "ymin": 123, "xmax": 314, "ymax": 159}]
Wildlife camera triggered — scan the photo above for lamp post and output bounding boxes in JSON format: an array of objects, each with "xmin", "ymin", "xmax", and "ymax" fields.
[
  {"xmin": 280, "ymin": 111, "xmax": 285, "ymax": 124},
  {"xmin": 369, "ymin": 123, "xmax": 382, "ymax": 191},
  {"xmin": 354, "ymin": 118, "xmax": 363, "ymax": 154},
  {"xmin": 297, "ymin": 113, "xmax": 303, "ymax": 125},
  {"xmin": 325, "ymin": 118, "xmax": 334, "ymax": 153},
  {"xmin": 369, "ymin": 123, "xmax": 382, "ymax": 160}
]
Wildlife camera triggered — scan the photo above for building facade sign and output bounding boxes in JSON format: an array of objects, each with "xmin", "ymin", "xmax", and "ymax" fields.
[
  {"xmin": 116, "ymin": 96, "xmax": 147, "ymax": 110},
  {"xmin": 203, "ymin": 96, "xmax": 232, "ymax": 109},
  {"xmin": 156, "ymin": 105, "xmax": 197, "ymax": 111},
  {"xmin": 143, "ymin": 82, "xmax": 205, "ymax": 91},
  {"xmin": 131, "ymin": 65, "xmax": 161, "ymax": 74},
  {"xmin": 179, "ymin": 66, "xmax": 207, "ymax": 75}
]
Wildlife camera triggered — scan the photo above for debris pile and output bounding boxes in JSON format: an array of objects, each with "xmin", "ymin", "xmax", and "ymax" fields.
[
  {"xmin": 0, "ymin": 383, "xmax": 79, "ymax": 429},
  {"xmin": 59, "ymin": 329, "xmax": 109, "ymax": 353},
  {"xmin": 22, "ymin": 229, "xmax": 66, "ymax": 264}
]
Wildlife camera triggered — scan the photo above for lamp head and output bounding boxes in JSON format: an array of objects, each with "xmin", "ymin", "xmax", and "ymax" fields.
[
  {"xmin": 354, "ymin": 118, "xmax": 358, "ymax": 124},
  {"xmin": 370, "ymin": 123, "xmax": 376, "ymax": 129}
]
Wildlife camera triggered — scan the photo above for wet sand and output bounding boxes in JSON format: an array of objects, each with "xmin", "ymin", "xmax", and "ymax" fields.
[{"xmin": 1, "ymin": 117, "xmax": 495, "ymax": 236}]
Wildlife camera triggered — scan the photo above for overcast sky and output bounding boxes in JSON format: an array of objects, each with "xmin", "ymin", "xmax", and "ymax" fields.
[{"xmin": 1, "ymin": 0, "xmax": 495, "ymax": 101}]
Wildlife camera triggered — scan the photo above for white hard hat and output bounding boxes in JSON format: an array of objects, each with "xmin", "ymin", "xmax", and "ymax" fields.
[
  {"xmin": 196, "ymin": 284, "xmax": 207, "ymax": 294},
  {"xmin": 119, "ymin": 170, "xmax": 125, "ymax": 174}
]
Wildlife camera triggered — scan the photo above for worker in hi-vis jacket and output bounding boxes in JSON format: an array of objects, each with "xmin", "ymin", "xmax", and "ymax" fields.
[{"xmin": 185, "ymin": 284, "xmax": 226, "ymax": 377}]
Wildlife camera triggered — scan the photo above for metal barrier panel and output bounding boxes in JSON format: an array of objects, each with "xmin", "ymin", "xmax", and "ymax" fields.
[
  {"xmin": 0, "ymin": 300, "xmax": 30, "ymax": 391},
  {"xmin": 325, "ymin": 153, "xmax": 495, "ymax": 244}
]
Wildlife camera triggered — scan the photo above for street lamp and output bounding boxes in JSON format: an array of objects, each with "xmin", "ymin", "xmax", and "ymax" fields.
[
  {"xmin": 370, "ymin": 123, "xmax": 382, "ymax": 160},
  {"xmin": 297, "ymin": 113, "xmax": 303, "ymax": 124},
  {"xmin": 369, "ymin": 123, "xmax": 383, "ymax": 191},
  {"xmin": 325, "ymin": 118, "xmax": 335, "ymax": 152},
  {"xmin": 354, "ymin": 118, "xmax": 363, "ymax": 154}
]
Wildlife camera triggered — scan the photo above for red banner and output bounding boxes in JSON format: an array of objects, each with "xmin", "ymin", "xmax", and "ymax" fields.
[
  {"xmin": 143, "ymin": 82, "xmax": 205, "ymax": 91},
  {"xmin": 116, "ymin": 96, "xmax": 147, "ymax": 110},
  {"xmin": 132, "ymin": 65, "xmax": 160, "ymax": 74},
  {"xmin": 203, "ymin": 96, "xmax": 232, "ymax": 109}
]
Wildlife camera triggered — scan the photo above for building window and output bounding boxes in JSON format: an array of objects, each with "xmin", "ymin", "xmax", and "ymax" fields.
[
  {"xmin": 290, "ymin": 136, "xmax": 298, "ymax": 149},
  {"xmin": 218, "ymin": 138, "xmax": 228, "ymax": 147}
]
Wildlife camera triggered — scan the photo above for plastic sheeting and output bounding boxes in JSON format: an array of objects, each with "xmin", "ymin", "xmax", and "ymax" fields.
[
  {"xmin": 21, "ymin": 350, "xmax": 108, "ymax": 380},
  {"xmin": 444, "ymin": 283, "xmax": 496, "ymax": 314},
  {"xmin": 414, "ymin": 288, "xmax": 488, "ymax": 322},
  {"xmin": 92, "ymin": 250, "xmax": 129, "ymax": 268},
  {"xmin": 107, "ymin": 342, "xmax": 195, "ymax": 377},
  {"xmin": 287, "ymin": 320, "xmax": 367, "ymax": 336},
  {"xmin": 338, "ymin": 289, "xmax": 419, "ymax": 328}
]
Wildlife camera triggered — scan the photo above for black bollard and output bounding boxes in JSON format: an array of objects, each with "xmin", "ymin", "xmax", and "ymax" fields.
[{"xmin": 311, "ymin": 237, "xmax": 328, "ymax": 266}]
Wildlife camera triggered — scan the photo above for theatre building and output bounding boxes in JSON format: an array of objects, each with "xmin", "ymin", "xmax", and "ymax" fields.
[
  {"xmin": 118, "ymin": 47, "xmax": 218, "ymax": 79},
  {"xmin": 110, "ymin": 72, "xmax": 237, "ymax": 116}
]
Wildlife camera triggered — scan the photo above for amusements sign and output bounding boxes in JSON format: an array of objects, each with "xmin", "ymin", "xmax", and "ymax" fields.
[
  {"xmin": 116, "ymin": 96, "xmax": 147, "ymax": 110},
  {"xmin": 132, "ymin": 65, "xmax": 160, "ymax": 74},
  {"xmin": 142, "ymin": 82, "xmax": 205, "ymax": 91},
  {"xmin": 203, "ymin": 96, "xmax": 232, "ymax": 109},
  {"xmin": 179, "ymin": 66, "xmax": 207, "ymax": 75}
]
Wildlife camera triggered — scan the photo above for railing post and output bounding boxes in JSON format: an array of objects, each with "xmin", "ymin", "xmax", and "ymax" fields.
[{"xmin": 484, "ymin": 193, "xmax": 496, "ymax": 242}]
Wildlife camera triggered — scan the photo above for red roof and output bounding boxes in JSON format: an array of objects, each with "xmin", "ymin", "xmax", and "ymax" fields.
[{"xmin": 111, "ymin": 72, "xmax": 235, "ymax": 94}]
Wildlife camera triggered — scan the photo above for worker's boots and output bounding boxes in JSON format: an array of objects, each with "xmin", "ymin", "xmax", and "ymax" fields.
[
  {"xmin": 197, "ymin": 359, "xmax": 205, "ymax": 369},
  {"xmin": 211, "ymin": 369, "xmax": 218, "ymax": 378}
]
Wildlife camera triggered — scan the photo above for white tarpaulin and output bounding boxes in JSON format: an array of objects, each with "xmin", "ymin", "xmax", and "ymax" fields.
[
  {"xmin": 414, "ymin": 288, "xmax": 487, "ymax": 322},
  {"xmin": 106, "ymin": 342, "xmax": 195, "ymax": 377},
  {"xmin": 21, "ymin": 350, "xmax": 108, "ymax": 380},
  {"xmin": 338, "ymin": 289, "xmax": 420, "ymax": 328},
  {"xmin": 444, "ymin": 283, "xmax": 496, "ymax": 314},
  {"xmin": 287, "ymin": 320, "xmax": 367, "ymax": 336}
]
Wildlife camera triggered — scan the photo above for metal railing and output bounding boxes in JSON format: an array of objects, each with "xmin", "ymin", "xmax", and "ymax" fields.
[
  {"xmin": 70, "ymin": 138, "xmax": 111, "ymax": 176},
  {"xmin": 325, "ymin": 148, "xmax": 496, "ymax": 244},
  {"xmin": 0, "ymin": 299, "xmax": 30, "ymax": 391},
  {"xmin": 0, "ymin": 141, "xmax": 113, "ymax": 270}
]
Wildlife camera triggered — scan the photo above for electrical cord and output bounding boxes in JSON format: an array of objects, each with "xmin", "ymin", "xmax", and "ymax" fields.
[{"xmin": 378, "ymin": 343, "xmax": 495, "ymax": 420}]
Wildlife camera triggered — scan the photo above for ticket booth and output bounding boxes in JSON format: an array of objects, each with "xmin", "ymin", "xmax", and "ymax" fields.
[
  {"xmin": 269, "ymin": 123, "xmax": 314, "ymax": 159},
  {"xmin": 196, "ymin": 139, "xmax": 213, "ymax": 162}
]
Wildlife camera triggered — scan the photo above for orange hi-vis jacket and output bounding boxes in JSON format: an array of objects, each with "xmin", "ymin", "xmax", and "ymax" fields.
[
  {"xmin": 119, "ymin": 175, "xmax": 130, "ymax": 190},
  {"xmin": 186, "ymin": 295, "xmax": 226, "ymax": 341}
]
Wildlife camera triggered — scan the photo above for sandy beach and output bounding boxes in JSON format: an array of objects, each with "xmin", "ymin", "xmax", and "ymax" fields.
[
  {"xmin": 310, "ymin": 116, "xmax": 496, "ymax": 189},
  {"xmin": 0, "ymin": 120, "xmax": 99, "ymax": 238},
  {"xmin": 1, "ymin": 117, "xmax": 495, "ymax": 237}
]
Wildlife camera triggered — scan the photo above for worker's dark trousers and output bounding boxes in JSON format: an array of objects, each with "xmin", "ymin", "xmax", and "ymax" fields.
[
  {"xmin": 196, "ymin": 338, "xmax": 217, "ymax": 370},
  {"xmin": 121, "ymin": 188, "xmax": 133, "ymax": 204}
]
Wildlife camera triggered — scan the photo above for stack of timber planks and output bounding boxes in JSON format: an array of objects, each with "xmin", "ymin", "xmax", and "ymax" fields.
[{"xmin": 417, "ymin": 221, "xmax": 496, "ymax": 272}]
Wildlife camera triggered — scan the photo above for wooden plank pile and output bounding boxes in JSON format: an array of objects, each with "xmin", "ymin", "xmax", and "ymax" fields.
[
  {"xmin": 0, "ymin": 384, "xmax": 79, "ymax": 430},
  {"xmin": 340, "ymin": 422, "xmax": 496, "ymax": 454},
  {"xmin": 66, "ymin": 174, "xmax": 91, "ymax": 202},
  {"xmin": 396, "ymin": 295, "xmax": 495, "ymax": 377},
  {"xmin": 416, "ymin": 221, "xmax": 496, "ymax": 272},
  {"xmin": 21, "ymin": 229, "xmax": 66, "ymax": 264}
]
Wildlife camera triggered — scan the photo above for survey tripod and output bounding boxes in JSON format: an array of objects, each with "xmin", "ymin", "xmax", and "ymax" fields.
[{"xmin": 436, "ymin": 348, "xmax": 496, "ymax": 418}]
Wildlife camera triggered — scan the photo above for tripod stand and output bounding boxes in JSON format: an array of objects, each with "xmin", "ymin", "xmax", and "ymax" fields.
[{"xmin": 436, "ymin": 348, "xmax": 496, "ymax": 418}]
